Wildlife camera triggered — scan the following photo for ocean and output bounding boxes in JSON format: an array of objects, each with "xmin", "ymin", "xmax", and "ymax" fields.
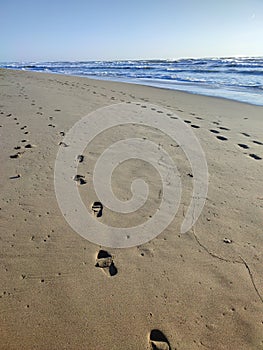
[{"xmin": 1, "ymin": 57, "xmax": 263, "ymax": 106}]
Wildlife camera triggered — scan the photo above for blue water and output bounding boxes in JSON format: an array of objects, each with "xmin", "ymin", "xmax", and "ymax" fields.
[{"xmin": 1, "ymin": 57, "xmax": 263, "ymax": 106}]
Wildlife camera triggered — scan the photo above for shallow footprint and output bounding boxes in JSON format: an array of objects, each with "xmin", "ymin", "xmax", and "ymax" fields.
[
  {"xmin": 149, "ymin": 329, "xmax": 171, "ymax": 350},
  {"xmin": 95, "ymin": 250, "xmax": 117, "ymax": 276}
]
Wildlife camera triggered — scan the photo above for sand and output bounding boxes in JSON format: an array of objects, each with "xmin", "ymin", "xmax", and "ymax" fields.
[{"xmin": 0, "ymin": 68, "xmax": 263, "ymax": 350}]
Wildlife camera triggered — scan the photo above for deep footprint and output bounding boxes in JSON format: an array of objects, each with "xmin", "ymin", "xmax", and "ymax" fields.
[
  {"xmin": 76, "ymin": 154, "xmax": 84, "ymax": 163},
  {"xmin": 10, "ymin": 153, "xmax": 21, "ymax": 159},
  {"xmin": 253, "ymin": 140, "xmax": 263, "ymax": 145},
  {"xmin": 249, "ymin": 154, "xmax": 262, "ymax": 160},
  {"xmin": 210, "ymin": 129, "xmax": 220, "ymax": 134},
  {"xmin": 91, "ymin": 201, "xmax": 103, "ymax": 217},
  {"xmin": 237, "ymin": 143, "xmax": 249, "ymax": 149},
  {"xmin": 73, "ymin": 174, "xmax": 86, "ymax": 185},
  {"xmin": 216, "ymin": 135, "xmax": 228, "ymax": 141},
  {"xmin": 95, "ymin": 250, "xmax": 117, "ymax": 276},
  {"xmin": 149, "ymin": 329, "xmax": 171, "ymax": 350}
]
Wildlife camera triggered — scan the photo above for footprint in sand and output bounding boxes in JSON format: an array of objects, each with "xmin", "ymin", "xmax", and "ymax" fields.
[
  {"xmin": 91, "ymin": 201, "xmax": 103, "ymax": 217},
  {"xmin": 191, "ymin": 124, "xmax": 200, "ymax": 129},
  {"xmin": 249, "ymin": 154, "xmax": 262, "ymax": 160},
  {"xmin": 216, "ymin": 135, "xmax": 228, "ymax": 141},
  {"xmin": 149, "ymin": 329, "xmax": 171, "ymax": 350},
  {"xmin": 210, "ymin": 129, "xmax": 220, "ymax": 134},
  {"xmin": 9, "ymin": 174, "xmax": 21, "ymax": 179},
  {"xmin": 76, "ymin": 154, "xmax": 84, "ymax": 163},
  {"xmin": 237, "ymin": 143, "xmax": 249, "ymax": 149},
  {"xmin": 58, "ymin": 141, "xmax": 68, "ymax": 147},
  {"xmin": 253, "ymin": 140, "xmax": 263, "ymax": 145},
  {"xmin": 219, "ymin": 126, "xmax": 230, "ymax": 131},
  {"xmin": 10, "ymin": 152, "xmax": 22, "ymax": 159},
  {"xmin": 73, "ymin": 174, "xmax": 86, "ymax": 185},
  {"xmin": 184, "ymin": 120, "xmax": 191, "ymax": 124},
  {"xmin": 95, "ymin": 250, "xmax": 117, "ymax": 276},
  {"xmin": 241, "ymin": 132, "xmax": 250, "ymax": 137}
]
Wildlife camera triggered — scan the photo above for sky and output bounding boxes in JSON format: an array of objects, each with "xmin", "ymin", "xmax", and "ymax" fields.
[{"xmin": 1, "ymin": 0, "xmax": 263, "ymax": 61}]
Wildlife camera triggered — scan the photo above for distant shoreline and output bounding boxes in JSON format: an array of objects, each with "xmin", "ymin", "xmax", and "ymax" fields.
[
  {"xmin": 1, "ymin": 56, "xmax": 263, "ymax": 106},
  {"xmin": 1, "ymin": 66, "xmax": 263, "ymax": 108}
]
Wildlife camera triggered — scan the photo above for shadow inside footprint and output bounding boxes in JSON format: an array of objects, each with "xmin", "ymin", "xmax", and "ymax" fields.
[
  {"xmin": 216, "ymin": 135, "xmax": 228, "ymax": 141},
  {"xmin": 10, "ymin": 153, "xmax": 21, "ymax": 159},
  {"xmin": 249, "ymin": 153, "xmax": 262, "ymax": 160},
  {"xmin": 92, "ymin": 201, "xmax": 103, "ymax": 217},
  {"xmin": 238, "ymin": 143, "xmax": 249, "ymax": 149},
  {"xmin": 253, "ymin": 140, "xmax": 263, "ymax": 145},
  {"xmin": 150, "ymin": 329, "xmax": 171, "ymax": 350},
  {"xmin": 77, "ymin": 154, "xmax": 84, "ymax": 163},
  {"xmin": 210, "ymin": 129, "xmax": 220, "ymax": 134},
  {"xmin": 73, "ymin": 174, "xmax": 86, "ymax": 185},
  {"xmin": 95, "ymin": 250, "xmax": 117, "ymax": 276}
]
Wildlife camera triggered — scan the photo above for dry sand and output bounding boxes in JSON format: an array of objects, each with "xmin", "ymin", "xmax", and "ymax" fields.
[{"xmin": 0, "ymin": 68, "xmax": 263, "ymax": 350}]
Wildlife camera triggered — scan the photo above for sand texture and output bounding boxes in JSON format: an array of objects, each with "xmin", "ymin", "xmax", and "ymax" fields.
[{"xmin": 0, "ymin": 69, "xmax": 263, "ymax": 350}]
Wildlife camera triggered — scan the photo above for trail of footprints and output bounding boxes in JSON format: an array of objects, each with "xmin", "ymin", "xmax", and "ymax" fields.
[
  {"xmin": 3, "ymin": 110, "xmax": 36, "ymax": 179},
  {"xmin": 3, "ymin": 80, "xmax": 260, "ymax": 349},
  {"xmin": 133, "ymin": 102, "xmax": 262, "ymax": 160}
]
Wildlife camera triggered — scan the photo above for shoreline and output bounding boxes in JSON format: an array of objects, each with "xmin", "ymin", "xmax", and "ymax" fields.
[
  {"xmin": 0, "ymin": 68, "xmax": 262, "ymax": 350},
  {"xmin": 1, "ymin": 67, "xmax": 263, "ymax": 107}
]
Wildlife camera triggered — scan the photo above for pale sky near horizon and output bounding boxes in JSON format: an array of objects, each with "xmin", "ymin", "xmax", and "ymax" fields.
[{"xmin": 1, "ymin": 0, "xmax": 262, "ymax": 61}]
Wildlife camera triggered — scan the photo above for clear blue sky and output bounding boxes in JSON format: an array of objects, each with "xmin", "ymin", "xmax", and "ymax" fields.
[{"xmin": 1, "ymin": 0, "xmax": 262, "ymax": 61}]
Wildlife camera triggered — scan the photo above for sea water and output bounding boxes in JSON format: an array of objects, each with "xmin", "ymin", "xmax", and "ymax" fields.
[{"xmin": 1, "ymin": 57, "xmax": 262, "ymax": 106}]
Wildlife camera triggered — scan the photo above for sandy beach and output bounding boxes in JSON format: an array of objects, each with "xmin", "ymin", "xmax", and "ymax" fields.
[{"xmin": 0, "ymin": 68, "xmax": 263, "ymax": 349}]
